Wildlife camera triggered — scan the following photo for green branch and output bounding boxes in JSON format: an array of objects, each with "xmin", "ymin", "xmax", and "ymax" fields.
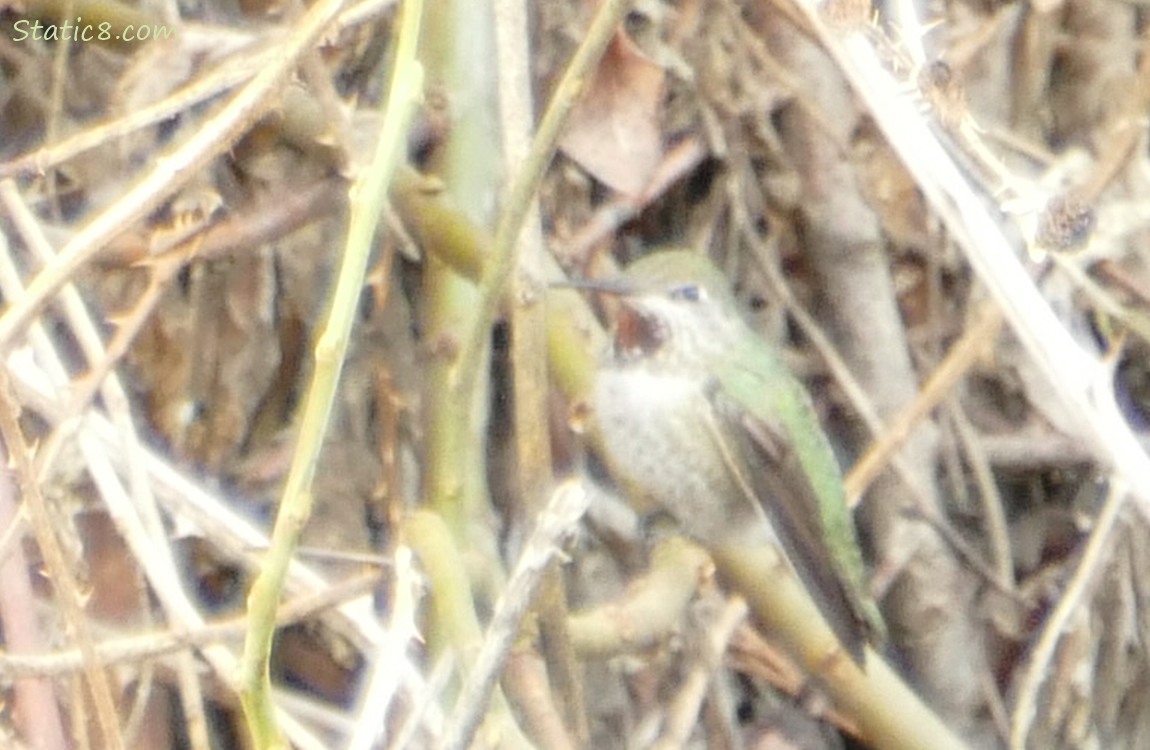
[
  {"xmin": 452, "ymin": 0, "xmax": 634, "ymax": 397},
  {"xmin": 237, "ymin": 1, "xmax": 424, "ymax": 746}
]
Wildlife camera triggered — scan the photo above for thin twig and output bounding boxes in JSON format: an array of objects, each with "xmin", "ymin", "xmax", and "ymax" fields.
[
  {"xmin": 650, "ymin": 599, "xmax": 747, "ymax": 750},
  {"xmin": 0, "ymin": 572, "xmax": 379, "ymax": 678},
  {"xmin": 437, "ymin": 481, "xmax": 590, "ymax": 750},
  {"xmin": 1, "ymin": 178, "xmax": 214, "ymax": 746},
  {"xmin": 947, "ymin": 402, "xmax": 1015, "ymax": 590},
  {"xmin": 0, "ymin": 371, "xmax": 125, "ymax": 750},
  {"xmin": 1008, "ymin": 479, "xmax": 1127, "ymax": 750},
  {"xmin": 846, "ymin": 303, "xmax": 1003, "ymax": 503},
  {"xmin": 0, "ymin": 441, "xmax": 69, "ymax": 750},
  {"xmin": 2, "ymin": 353, "xmax": 394, "ymax": 750},
  {"xmin": 0, "ymin": 0, "xmax": 399, "ymax": 180},
  {"xmin": 787, "ymin": 0, "xmax": 1150, "ymax": 519},
  {"xmin": 344, "ymin": 548, "xmax": 419, "ymax": 750},
  {"xmin": 495, "ymin": 0, "xmax": 586, "ymax": 741},
  {"xmin": 0, "ymin": 0, "xmax": 354, "ymax": 352},
  {"xmin": 0, "ymin": 32, "xmax": 261, "ymax": 180}
]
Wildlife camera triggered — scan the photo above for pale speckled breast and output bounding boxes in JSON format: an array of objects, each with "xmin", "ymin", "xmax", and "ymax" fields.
[{"xmin": 594, "ymin": 367, "xmax": 757, "ymax": 543}]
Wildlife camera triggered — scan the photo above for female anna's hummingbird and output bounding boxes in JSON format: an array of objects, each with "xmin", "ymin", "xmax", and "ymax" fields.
[{"xmin": 590, "ymin": 249, "xmax": 883, "ymax": 661}]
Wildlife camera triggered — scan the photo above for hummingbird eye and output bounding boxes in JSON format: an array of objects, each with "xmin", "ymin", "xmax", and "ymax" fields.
[{"xmin": 669, "ymin": 283, "xmax": 703, "ymax": 302}]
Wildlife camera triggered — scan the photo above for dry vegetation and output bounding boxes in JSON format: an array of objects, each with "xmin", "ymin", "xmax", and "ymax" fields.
[{"xmin": 2, "ymin": 0, "xmax": 1150, "ymax": 748}]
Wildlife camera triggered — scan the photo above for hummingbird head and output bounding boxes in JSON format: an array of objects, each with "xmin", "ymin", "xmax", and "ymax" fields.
[{"xmin": 607, "ymin": 250, "xmax": 746, "ymax": 370}]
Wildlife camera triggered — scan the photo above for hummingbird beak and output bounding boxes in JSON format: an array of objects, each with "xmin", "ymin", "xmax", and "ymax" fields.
[
  {"xmin": 549, "ymin": 276, "xmax": 638, "ymax": 296},
  {"xmin": 550, "ymin": 278, "xmax": 666, "ymax": 358}
]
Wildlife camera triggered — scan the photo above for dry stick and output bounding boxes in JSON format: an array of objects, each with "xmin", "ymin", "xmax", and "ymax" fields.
[
  {"xmin": 342, "ymin": 246, "xmax": 409, "ymax": 750},
  {"xmin": 787, "ymin": 0, "xmax": 1150, "ymax": 519},
  {"xmin": 0, "ymin": 179, "xmax": 214, "ymax": 750},
  {"xmin": 287, "ymin": 0, "xmax": 358, "ymax": 165},
  {"xmin": 845, "ymin": 303, "xmax": 1003, "ymax": 503},
  {"xmin": 0, "ymin": 180, "xmax": 164, "ymax": 540},
  {"xmin": 978, "ymin": 431, "xmax": 1095, "ymax": 469},
  {"xmin": 9, "ymin": 246, "xmax": 201, "ymax": 740},
  {"xmin": 0, "ymin": 371, "xmax": 125, "ymax": 750},
  {"xmin": 1049, "ymin": 255, "xmax": 1150, "ymax": 349},
  {"xmin": 344, "ymin": 549, "xmax": 419, "ymax": 750},
  {"xmin": 0, "ymin": 33, "xmax": 263, "ymax": 180},
  {"xmin": 500, "ymin": 650, "xmax": 577, "ymax": 750},
  {"xmin": 494, "ymin": 0, "xmax": 585, "ymax": 743},
  {"xmin": 0, "ymin": 192, "xmax": 127, "ymax": 750},
  {"xmin": 0, "ymin": 316, "xmax": 356, "ymax": 750},
  {"xmin": 388, "ymin": 655, "xmax": 454, "ymax": 750},
  {"xmin": 947, "ymin": 402, "xmax": 1015, "ymax": 590},
  {"xmin": 119, "ymin": 656, "xmax": 160, "ymax": 750},
  {"xmin": 76, "ymin": 422, "xmax": 343, "ymax": 750},
  {"xmin": 0, "ymin": 0, "xmax": 398, "ymax": 180},
  {"xmin": 437, "ymin": 482, "xmax": 590, "ymax": 750},
  {"xmin": 722, "ymin": 0, "xmax": 851, "ymax": 157},
  {"xmin": 727, "ymin": 623, "xmax": 860, "ymax": 736},
  {"xmin": 1075, "ymin": 25, "xmax": 1150, "ymax": 205},
  {"xmin": 651, "ymin": 599, "xmax": 748, "ymax": 750},
  {"xmin": 0, "ymin": 427, "xmax": 69, "ymax": 750},
  {"xmin": 1095, "ymin": 259, "xmax": 1150, "ymax": 309},
  {"xmin": 67, "ymin": 250, "xmax": 187, "ymax": 422},
  {"xmin": 1009, "ymin": 479, "xmax": 1128, "ymax": 750},
  {"xmin": 342, "ymin": 248, "xmax": 409, "ymax": 750},
  {"xmin": 699, "ymin": 666, "xmax": 740, "ymax": 750},
  {"xmin": 840, "ymin": 301, "xmax": 1019, "ymax": 597},
  {"xmin": 56, "ymin": 373, "xmax": 387, "ymax": 647},
  {"xmin": 67, "ymin": 675, "xmax": 91, "ymax": 748},
  {"xmin": 79, "ymin": 439, "xmax": 286, "ymax": 736},
  {"xmin": 4, "ymin": 354, "xmax": 420, "ymax": 749},
  {"xmin": 167, "ymin": 176, "xmax": 345, "ymax": 264},
  {"xmin": 0, "ymin": 492, "xmax": 27, "ymax": 564},
  {"xmin": 437, "ymin": 3, "xmax": 632, "ymax": 741},
  {"xmin": 0, "ymin": 0, "xmax": 353, "ymax": 353},
  {"xmin": 0, "ymin": 571, "xmax": 378, "ymax": 676}
]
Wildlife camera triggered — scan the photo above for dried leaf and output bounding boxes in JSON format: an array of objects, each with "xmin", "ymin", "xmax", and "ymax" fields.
[{"xmin": 560, "ymin": 30, "xmax": 665, "ymax": 197}]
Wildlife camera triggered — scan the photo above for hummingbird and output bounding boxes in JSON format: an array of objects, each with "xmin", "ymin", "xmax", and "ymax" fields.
[{"xmin": 588, "ymin": 249, "xmax": 883, "ymax": 661}]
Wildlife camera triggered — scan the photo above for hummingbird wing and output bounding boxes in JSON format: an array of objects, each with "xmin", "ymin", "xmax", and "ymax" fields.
[{"xmin": 708, "ymin": 344, "xmax": 880, "ymax": 662}]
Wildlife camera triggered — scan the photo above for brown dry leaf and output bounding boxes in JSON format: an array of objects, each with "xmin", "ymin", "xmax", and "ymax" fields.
[{"xmin": 559, "ymin": 30, "xmax": 665, "ymax": 197}]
